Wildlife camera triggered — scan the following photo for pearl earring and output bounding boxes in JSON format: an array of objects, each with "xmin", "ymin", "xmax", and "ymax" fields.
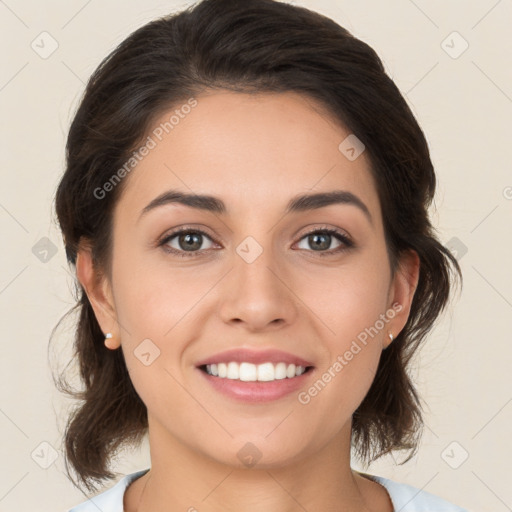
[
  {"xmin": 104, "ymin": 332, "xmax": 118, "ymax": 350},
  {"xmin": 388, "ymin": 332, "xmax": 394, "ymax": 342}
]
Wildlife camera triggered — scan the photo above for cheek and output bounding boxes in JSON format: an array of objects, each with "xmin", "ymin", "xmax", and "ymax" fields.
[
  {"xmin": 112, "ymin": 246, "xmax": 215, "ymax": 340},
  {"xmin": 299, "ymin": 254, "xmax": 390, "ymax": 395},
  {"xmin": 298, "ymin": 253, "xmax": 390, "ymax": 338}
]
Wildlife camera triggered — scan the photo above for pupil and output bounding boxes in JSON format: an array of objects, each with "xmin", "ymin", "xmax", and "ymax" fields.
[
  {"xmin": 310, "ymin": 233, "xmax": 330, "ymax": 250},
  {"xmin": 180, "ymin": 233, "xmax": 201, "ymax": 250}
]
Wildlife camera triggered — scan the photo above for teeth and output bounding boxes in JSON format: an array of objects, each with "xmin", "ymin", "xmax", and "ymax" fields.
[{"xmin": 204, "ymin": 362, "xmax": 308, "ymax": 381}]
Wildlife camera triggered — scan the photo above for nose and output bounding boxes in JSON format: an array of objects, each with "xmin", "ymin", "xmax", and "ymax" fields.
[{"xmin": 218, "ymin": 240, "xmax": 299, "ymax": 332}]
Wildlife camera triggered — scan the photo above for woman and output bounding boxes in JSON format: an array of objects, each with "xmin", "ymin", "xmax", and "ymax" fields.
[{"xmin": 53, "ymin": 0, "xmax": 466, "ymax": 510}]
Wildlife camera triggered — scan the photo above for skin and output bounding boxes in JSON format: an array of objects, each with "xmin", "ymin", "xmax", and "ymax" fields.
[{"xmin": 76, "ymin": 90, "xmax": 420, "ymax": 512}]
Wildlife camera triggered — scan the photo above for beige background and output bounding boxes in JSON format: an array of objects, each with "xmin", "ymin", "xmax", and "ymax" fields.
[{"xmin": 1, "ymin": 1, "xmax": 511, "ymax": 511}]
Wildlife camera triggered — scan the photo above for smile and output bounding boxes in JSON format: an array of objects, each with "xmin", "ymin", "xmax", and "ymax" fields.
[{"xmin": 202, "ymin": 362, "xmax": 310, "ymax": 381}]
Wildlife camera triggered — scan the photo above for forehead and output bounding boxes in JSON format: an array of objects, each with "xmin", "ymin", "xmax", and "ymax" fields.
[{"xmin": 115, "ymin": 90, "xmax": 381, "ymax": 224}]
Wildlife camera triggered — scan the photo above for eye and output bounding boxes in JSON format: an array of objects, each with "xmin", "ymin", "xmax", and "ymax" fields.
[
  {"xmin": 158, "ymin": 225, "xmax": 354, "ymax": 258},
  {"xmin": 294, "ymin": 227, "xmax": 353, "ymax": 256},
  {"xmin": 159, "ymin": 227, "xmax": 217, "ymax": 257}
]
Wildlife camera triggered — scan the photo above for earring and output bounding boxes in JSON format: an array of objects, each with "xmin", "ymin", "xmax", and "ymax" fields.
[
  {"xmin": 388, "ymin": 332, "xmax": 394, "ymax": 342},
  {"xmin": 104, "ymin": 332, "xmax": 118, "ymax": 350}
]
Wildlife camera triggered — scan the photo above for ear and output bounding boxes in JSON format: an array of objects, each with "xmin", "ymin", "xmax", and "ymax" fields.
[
  {"xmin": 384, "ymin": 249, "xmax": 420, "ymax": 349},
  {"xmin": 75, "ymin": 242, "xmax": 121, "ymax": 349}
]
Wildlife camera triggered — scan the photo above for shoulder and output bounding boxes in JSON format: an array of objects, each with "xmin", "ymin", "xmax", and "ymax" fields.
[
  {"xmin": 363, "ymin": 473, "xmax": 469, "ymax": 512},
  {"xmin": 67, "ymin": 469, "xmax": 150, "ymax": 512}
]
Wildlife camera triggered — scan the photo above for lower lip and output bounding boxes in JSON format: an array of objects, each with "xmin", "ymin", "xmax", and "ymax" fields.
[{"xmin": 197, "ymin": 367, "xmax": 315, "ymax": 403}]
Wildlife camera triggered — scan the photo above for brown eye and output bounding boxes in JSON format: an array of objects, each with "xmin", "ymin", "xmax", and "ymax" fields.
[
  {"xmin": 175, "ymin": 232, "xmax": 204, "ymax": 251},
  {"xmin": 295, "ymin": 228, "xmax": 353, "ymax": 255},
  {"xmin": 159, "ymin": 228, "xmax": 216, "ymax": 257}
]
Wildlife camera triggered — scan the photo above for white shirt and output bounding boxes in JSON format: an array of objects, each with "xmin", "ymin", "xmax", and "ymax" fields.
[{"xmin": 68, "ymin": 469, "xmax": 469, "ymax": 511}]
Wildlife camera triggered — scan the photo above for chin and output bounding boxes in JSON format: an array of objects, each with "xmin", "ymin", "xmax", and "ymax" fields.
[{"xmin": 201, "ymin": 434, "xmax": 313, "ymax": 471}]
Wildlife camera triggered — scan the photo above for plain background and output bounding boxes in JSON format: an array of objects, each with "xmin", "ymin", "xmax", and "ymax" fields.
[{"xmin": 1, "ymin": 1, "xmax": 511, "ymax": 511}]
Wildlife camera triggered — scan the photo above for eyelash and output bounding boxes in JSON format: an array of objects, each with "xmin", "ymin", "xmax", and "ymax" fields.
[{"xmin": 157, "ymin": 225, "xmax": 354, "ymax": 259}]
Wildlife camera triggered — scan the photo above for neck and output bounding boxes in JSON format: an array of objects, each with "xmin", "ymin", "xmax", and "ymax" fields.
[{"xmin": 127, "ymin": 416, "xmax": 393, "ymax": 512}]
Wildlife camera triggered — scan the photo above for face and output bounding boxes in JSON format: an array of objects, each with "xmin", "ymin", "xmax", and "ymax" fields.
[{"xmin": 79, "ymin": 90, "xmax": 418, "ymax": 469}]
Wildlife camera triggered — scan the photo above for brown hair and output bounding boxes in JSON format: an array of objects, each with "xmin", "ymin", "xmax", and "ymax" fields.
[{"xmin": 52, "ymin": 0, "xmax": 462, "ymax": 493}]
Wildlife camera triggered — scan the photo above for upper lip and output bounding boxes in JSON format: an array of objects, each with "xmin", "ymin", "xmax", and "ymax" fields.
[{"xmin": 195, "ymin": 348, "xmax": 314, "ymax": 368}]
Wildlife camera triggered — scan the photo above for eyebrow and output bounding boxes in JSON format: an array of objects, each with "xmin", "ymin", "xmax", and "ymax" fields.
[{"xmin": 139, "ymin": 189, "xmax": 372, "ymax": 224}]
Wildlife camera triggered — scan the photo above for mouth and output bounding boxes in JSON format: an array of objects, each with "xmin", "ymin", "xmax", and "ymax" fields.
[
  {"xmin": 195, "ymin": 348, "xmax": 316, "ymax": 403},
  {"xmin": 198, "ymin": 362, "xmax": 314, "ymax": 381}
]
